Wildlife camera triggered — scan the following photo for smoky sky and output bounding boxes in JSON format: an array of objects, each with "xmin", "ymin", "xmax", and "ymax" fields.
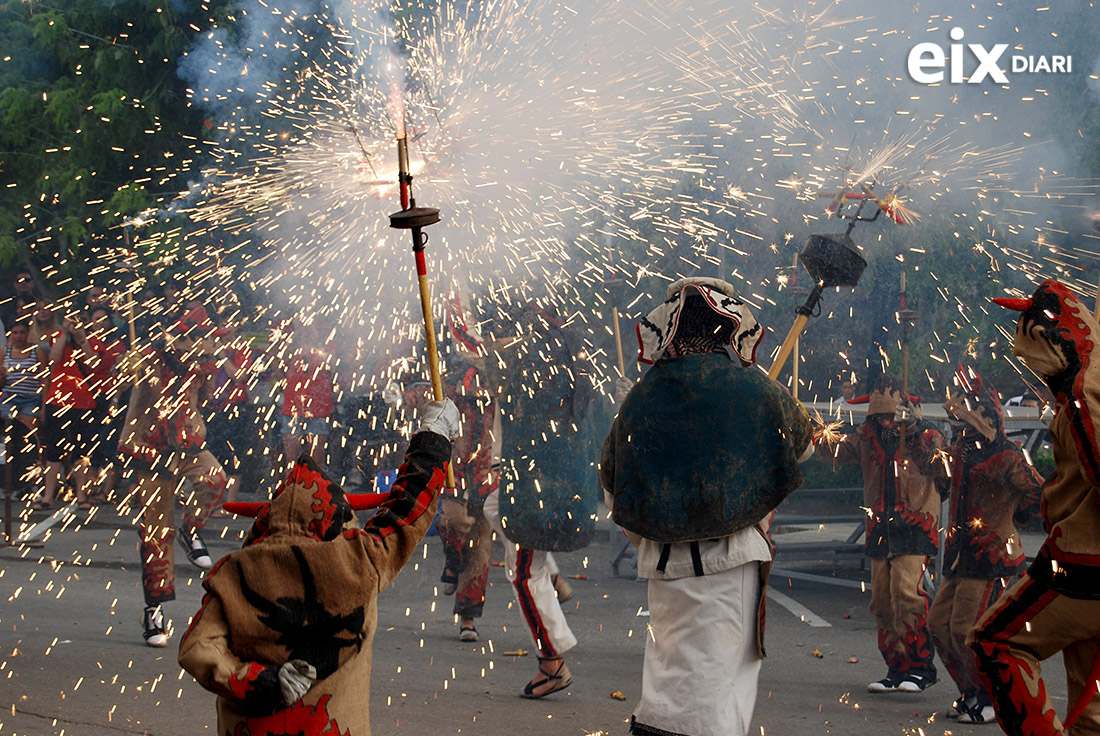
[{"xmin": 173, "ymin": 0, "xmax": 1100, "ymax": 393}]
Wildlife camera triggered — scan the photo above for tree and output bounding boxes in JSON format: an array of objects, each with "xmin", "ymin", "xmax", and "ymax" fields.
[{"xmin": 0, "ymin": 0, "xmax": 234, "ymax": 280}]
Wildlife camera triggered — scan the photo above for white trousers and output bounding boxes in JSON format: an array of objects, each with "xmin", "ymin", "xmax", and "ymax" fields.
[
  {"xmin": 634, "ymin": 562, "xmax": 762, "ymax": 736},
  {"xmin": 483, "ymin": 489, "xmax": 577, "ymax": 657}
]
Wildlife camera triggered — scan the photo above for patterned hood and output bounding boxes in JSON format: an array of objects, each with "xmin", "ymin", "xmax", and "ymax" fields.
[
  {"xmin": 943, "ymin": 366, "xmax": 1004, "ymax": 442},
  {"xmin": 242, "ymin": 456, "xmax": 359, "ymax": 546},
  {"xmin": 637, "ymin": 277, "xmax": 764, "ymax": 364},
  {"xmin": 995, "ymin": 278, "xmax": 1100, "ymax": 486}
]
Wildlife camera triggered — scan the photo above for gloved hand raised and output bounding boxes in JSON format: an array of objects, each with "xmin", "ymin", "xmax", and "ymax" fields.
[
  {"xmin": 416, "ymin": 398, "xmax": 461, "ymax": 441},
  {"xmin": 894, "ymin": 397, "xmax": 916, "ymax": 428},
  {"xmin": 278, "ymin": 660, "xmax": 317, "ymax": 706}
]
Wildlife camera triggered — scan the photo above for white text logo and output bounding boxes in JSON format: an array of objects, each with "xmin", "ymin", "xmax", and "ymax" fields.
[{"xmin": 907, "ymin": 28, "xmax": 1072, "ymax": 84}]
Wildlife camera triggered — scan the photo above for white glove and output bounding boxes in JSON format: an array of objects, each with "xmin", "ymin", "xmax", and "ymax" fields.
[
  {"xmin": 278, "ymin": 660, "xmax": 317, "ymax": 706},
  {"xmin": 894, "ymin": 397, "xmax": 915, "ymax": 427},
  {"xmin": 417, "ymin": 398, "xmax": 460, "ymax": 441},
  {"xmin": 614, "ymin": 376, "xmax": 634, "ymax": 403},
  {"xmin": 381, "ymin": 383, "xmax": 403, "ymax": 408}
]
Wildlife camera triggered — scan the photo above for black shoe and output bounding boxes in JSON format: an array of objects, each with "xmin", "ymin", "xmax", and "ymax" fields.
[
  {"xmin": 957, "ymin": 702, "xmax": 996, "ymax": 724},
  {"xmin": 897, "ymin": 672, "xmax": 937, "ymax": 692},
  {"xmin": 868, "ymin": 673, "xmax": 902, "ymax": 693},
  {"xmin": 947, "ymin": 693, "xmax": 977, "ymax": 719},
  {"xmin": 177, "ymin": 527, "xmax": 212, "ymax": 569},
  {"xmin": 143, "ymin": 605, "xmax": 169, "ymax": 647}
]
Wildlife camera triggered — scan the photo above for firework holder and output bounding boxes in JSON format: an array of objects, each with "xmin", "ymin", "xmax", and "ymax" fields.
[{"xmin": 767, "ymin": 231, "xmax": 868, "ymax": 380}]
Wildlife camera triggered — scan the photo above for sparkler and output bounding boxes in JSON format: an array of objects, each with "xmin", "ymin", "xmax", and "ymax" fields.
[{"xmin": 388, "ymin": 122, "xmax": 454, "ymax": 488}]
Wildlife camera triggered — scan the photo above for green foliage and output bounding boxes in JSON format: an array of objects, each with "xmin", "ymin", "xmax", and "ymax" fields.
[{"xmin": 0, "ymin": 0, "xmax": 233, "ymax": 286}]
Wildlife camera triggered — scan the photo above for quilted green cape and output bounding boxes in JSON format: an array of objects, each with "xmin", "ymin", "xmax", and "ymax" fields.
[{"xmin": 601, "ymin": 353, "xmax": 812, "ymax": 543}]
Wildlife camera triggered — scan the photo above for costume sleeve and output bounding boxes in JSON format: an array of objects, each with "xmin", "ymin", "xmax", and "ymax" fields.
[
  {"xmin": 358, "ymin": 431, "xmax": 451, "ymax": 590},
  {"xmin": 599, "ymin": 417, "xmax": 619, "ymax": 496},
  {"xmin": 829, "ymin": 431, "xmax": 861, "ymax": 466},
  {"xmin": 1007, "ymin": 449, "xmax": 1043, "ymax": 526},
  {"xmin": 908, "ymin": 425, "xmax": 947, "ymax": 476},
  {"xmin": 178, "ymin": 591, "xmax": 283, "ymax": 710}
]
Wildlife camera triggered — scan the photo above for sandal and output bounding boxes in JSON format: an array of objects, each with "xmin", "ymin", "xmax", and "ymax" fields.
[
  {"xmin": 78, "ymin": 501, "xmax": 94, "ymax": 511},
  {"xmin": 30, "ymin": 500, "xmax": 53, "ymax": 511},
  {"xmin": 551, "ymin": 574, "xmax": 574, "ymax": 602},
  {"xmin": 521, "ymin": 657, "xmax": 572, "ymax": 699},
  {"xmin": 441, "ymin": 568, "xmax": 458, "ymax": 596}
]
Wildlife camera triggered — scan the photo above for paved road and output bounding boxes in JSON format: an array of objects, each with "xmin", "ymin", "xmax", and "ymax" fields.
[{"xmin": 0, "ymin": 502, "xmax": 1067, "ymax": 735}]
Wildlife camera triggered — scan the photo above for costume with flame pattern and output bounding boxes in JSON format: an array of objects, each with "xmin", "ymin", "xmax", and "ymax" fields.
[
  {"xmin": 969, "ymin": 280, "xmax": 1100, "ymax": 735},
  {"xmin": 179, "ymin": 428, "xmax": 451, "ymax": 736},
  {"xmin": 829, "ymin": 373, "xmax": 947, "ymax": 688},
  {"xmin": 928, "ymin": 367, "xmax": 1041, "ymax": 722}
]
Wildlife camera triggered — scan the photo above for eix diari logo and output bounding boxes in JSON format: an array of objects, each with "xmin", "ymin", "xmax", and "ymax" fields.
[{"xmin": 907, "ymin": 27, "xmax": 1072, "ymax": 84}]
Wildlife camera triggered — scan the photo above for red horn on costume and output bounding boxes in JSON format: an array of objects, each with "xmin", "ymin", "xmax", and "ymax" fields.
[
  {"xmin": 847, "ymin": 394, "xmax": 872, "ymax": 404},
  {"xmin": 223, "ymin": 501, "xmax": 266, "ymax": 517},
  {"xmin": 346, "ymin": 492, "xmax": 390, "ymax": 511},
  {"xmin": 908, "ymin": 394, "xmax": 923, "ymax": 404},
  {"xmin": 992, "ymin": 297, "xmax": 1033, "ymax": 312}
]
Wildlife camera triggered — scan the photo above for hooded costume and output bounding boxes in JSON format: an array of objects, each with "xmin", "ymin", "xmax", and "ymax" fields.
[
  {"xmin": 970, "ymin": 279, "xmax": 1100, "ymax": 736},
  {"xmin": 829, "ymin": 373, "xmax": 947, "ymax": 691},
  {"xmin": 490, "ymin": 303, "xmax": 598, "ymax": 552},
  {"xmin": 600, "ymin": 278, "xmax": 813, "ymax": 736},
  {"xmin": 178, "ymin": 432, "xmax": 451, "ymax": 736},
  {"xmin": 928, "ymin": 367, "xmax": 1041, "ymax": 723},
  {"xmin": 119, "ymin": 307, "xmax": 228, "ymax": 608},
  {"xmin": 480, "ymin": 301, "xmax": 594, "ymax": 686}
]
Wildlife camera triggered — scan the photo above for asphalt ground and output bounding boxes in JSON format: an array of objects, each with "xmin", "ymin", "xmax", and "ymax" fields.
[{"xmin": 0, "ymin": 498, "xmax": 1067, "ymax": 736}]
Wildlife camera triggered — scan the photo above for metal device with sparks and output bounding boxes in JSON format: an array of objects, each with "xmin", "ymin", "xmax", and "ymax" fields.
[
  {"xmin": 767, "ymin": 181, "xmax": 907, "ymax": 381},
  {"xmin": 388, "ymin": 132, "xmax": 454, "ymax": 488}
]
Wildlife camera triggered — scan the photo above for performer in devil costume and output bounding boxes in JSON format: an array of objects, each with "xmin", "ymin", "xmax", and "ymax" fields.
[
  {"xmin": 601, "ymin": 277, "xmax": 814, "ymax": 736},
  {"xmin": 827, "ymin": 373, "xmax": 948, "ymax": 693},
  {"xmin": 930, "ymin": 366, "xmax": 1041, "ymax": 725},
  {"xmin": 178, "ymin": 399, "xmax": 457, "ymax": 736},
  {"xmin": 969, "ymin": 279, "xmax": 1100, "ymax": 736},
  {"xmin": 118, "ymin": 306, "xmax": 228, "ymax": 647}
]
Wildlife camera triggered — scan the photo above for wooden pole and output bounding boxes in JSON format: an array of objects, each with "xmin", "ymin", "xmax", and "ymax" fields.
[
  {"xmin": 413, "ymin": 245, "xmax": 456, "ymax": 489},
  {"xmin": 612, "ymin": 307, "xmax": 626, "ymax": 377},
  {"xmin": 767, "ymin": 313, "xmax": 810, "ymax": 381},
  {"xmin": 792, "ymin": 336, "xmax": 800, "ymax": 399}
]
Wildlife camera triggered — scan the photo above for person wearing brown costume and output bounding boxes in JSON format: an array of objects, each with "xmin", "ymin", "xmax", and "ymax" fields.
[
  {"xmin": 827, "ymin": 373, "xmax": 948, "ymax": 693},
  {"xmin": 119, "ymin": 306, "xmax": 228, "ymax": 646},
  {"xmin": 178, "ymin": 399, "xmax": 457, "ymax": 736},
  {"xmin": 969, "ymin": 280, "xmax": 1100, "ymax": 736},
  {"xmin": 930, "ymin": 366, "xmax": 1042, "ymax": 724}
]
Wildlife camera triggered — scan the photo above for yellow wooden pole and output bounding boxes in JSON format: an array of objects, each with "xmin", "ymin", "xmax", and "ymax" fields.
[
  {"xmin": 767, "ymin": 313, "xmax": 810, "ymax": 381},
  {"xmin": 612, "ymin": 307, "xmax": 626, "ymax": 376}
]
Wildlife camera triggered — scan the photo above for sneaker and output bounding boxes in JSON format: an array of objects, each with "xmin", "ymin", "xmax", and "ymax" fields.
[
  {"xmin": 947, "ymin": 693, "xmax": 977, "ymax": 719},
  {"xmin": 178, "ymin": 527, "xmax": 212, "ymax": 570},
  {"xmin": 459, "ymin": 625, "xmax": 479, "ymax": 642},
  {"xmin": 143, "ymin": 605, "xmax": 168, "ymax": 647},
  {"xmin": 958, "ymin": 703, "xmax": 996, "ymax": 724},
  {"xmin": 897, "ymin": 672, "xmax": 937, "ymax": 692},
  {"xmin": 868, "ymin": 674, "xmax": 902, "ymax": 693}
]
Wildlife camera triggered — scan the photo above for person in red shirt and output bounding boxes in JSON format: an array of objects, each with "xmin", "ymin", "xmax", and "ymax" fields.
[
  {"xmin": 205, "ymin": 307, "xmax": 256, "ymax": 504},
  {"xmin": 33, "ymin": 304, "xmax": 104, "ymax": 510},
  {"xmin": 84, "ymin": 305, "xmax": 128, "ymax": 504},
  {"xmin": 280, "ymin": 317, "xmax": 336, "ymax": 470}
]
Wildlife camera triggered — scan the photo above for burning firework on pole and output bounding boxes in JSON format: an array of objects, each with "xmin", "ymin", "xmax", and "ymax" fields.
[{"xmin": 388, "ymin": 121, "xmax": 455, "ymax": 489}]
